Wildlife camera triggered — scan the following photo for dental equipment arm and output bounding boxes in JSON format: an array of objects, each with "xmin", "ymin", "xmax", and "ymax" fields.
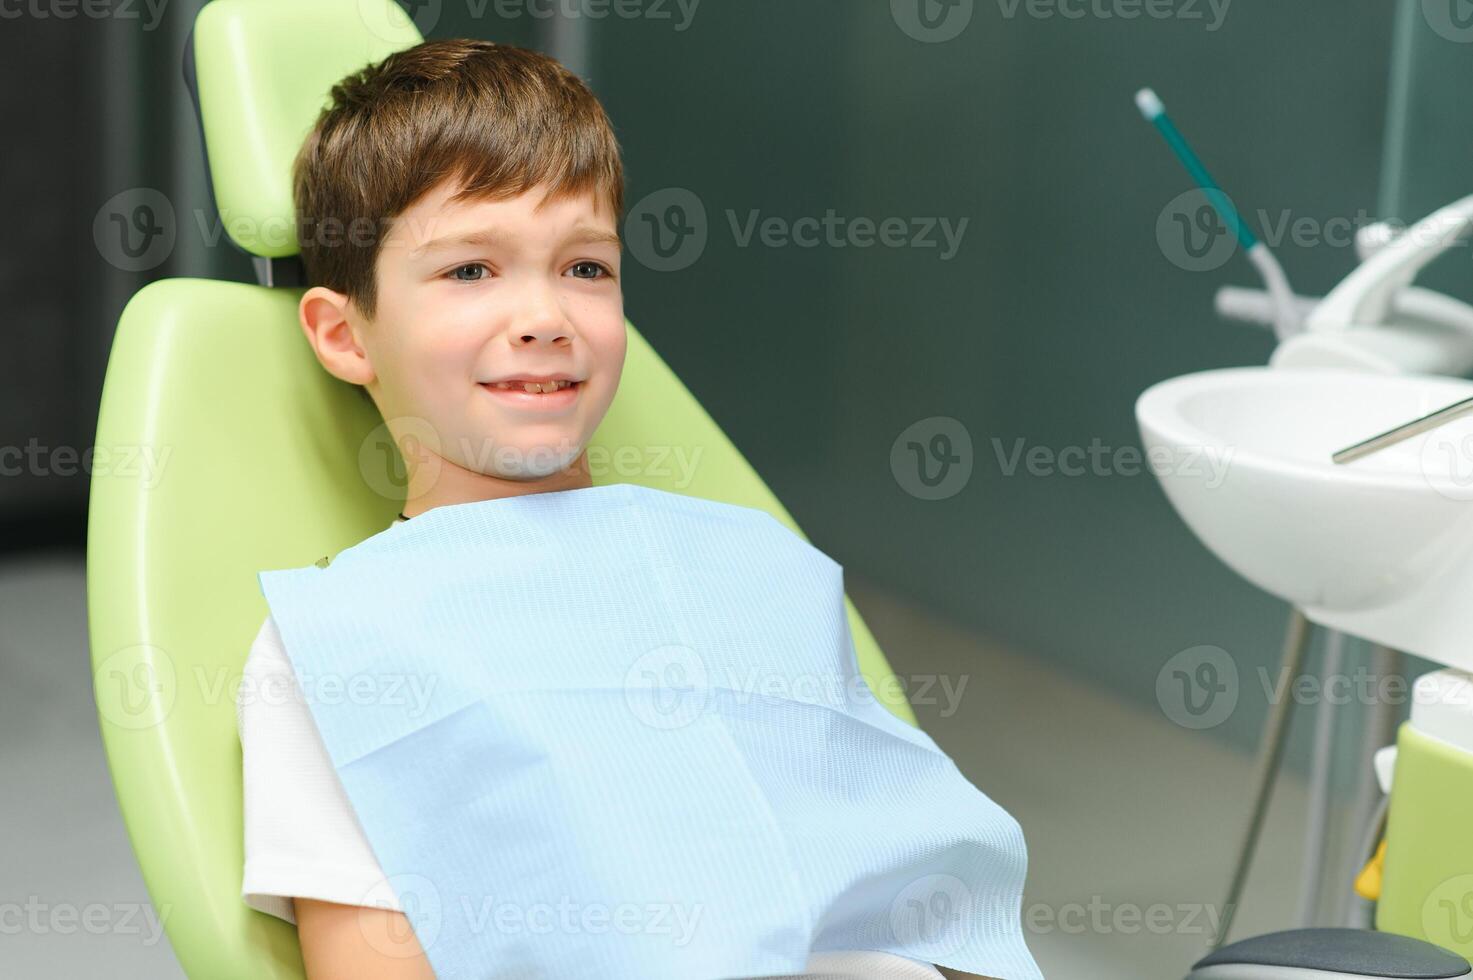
[
  {"xmin": 1307, "ymin": 194, "xmax": 1473, "ymax": 333},
  {"xmin": 1220, "ymin": 203, "xmax": 1473, "ymax": 374},
  {"xmin": 1222, "ymin": 285, "xmax": 1473, "ymax": 338}
]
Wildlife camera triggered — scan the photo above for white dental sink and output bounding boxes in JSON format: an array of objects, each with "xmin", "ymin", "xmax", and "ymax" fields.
[{"xmin": 1136, "ymin": 367, "xmax": 1473, "ymax": 670}]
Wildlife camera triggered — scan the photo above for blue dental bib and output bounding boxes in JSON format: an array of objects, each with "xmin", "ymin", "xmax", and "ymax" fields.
[{"xmin": 258, "ymin": 483, "xmax": 1041, "ymax": 979}]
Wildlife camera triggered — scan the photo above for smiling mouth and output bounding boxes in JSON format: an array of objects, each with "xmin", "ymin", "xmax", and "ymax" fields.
[
  {"xmin": 483, "ymin": 379, "xmax": 580, "ymax": 393},
  {"xmin": 478, "ymin": 379, "xmax": 583, "ymax": 410}
]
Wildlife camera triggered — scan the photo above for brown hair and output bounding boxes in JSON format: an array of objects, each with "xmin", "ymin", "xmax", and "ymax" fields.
[{"xmin": 292, "ymin": 39, "xmax": 624, "ymax": 319}]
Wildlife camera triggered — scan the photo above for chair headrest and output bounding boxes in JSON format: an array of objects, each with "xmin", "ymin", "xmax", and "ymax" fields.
[{"xmin": 187, "ymin": 0, "xmax": 423, "ymax": 258}]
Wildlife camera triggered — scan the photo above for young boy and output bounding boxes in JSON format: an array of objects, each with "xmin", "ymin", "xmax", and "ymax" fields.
[{"xmin": 237, "ymin": 38, "xmax": 1015, "ymax": 980}]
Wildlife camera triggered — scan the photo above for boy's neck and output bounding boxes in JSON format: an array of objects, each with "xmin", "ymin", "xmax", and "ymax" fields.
[{"xmin": 399, "ymin": 450, "xmax": 594, "ymax": 519}]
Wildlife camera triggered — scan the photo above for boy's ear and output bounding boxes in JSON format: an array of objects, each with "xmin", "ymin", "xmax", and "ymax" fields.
[{"xmin": 299, "ymin": 285, "xmax": 376, "ymax": 387}]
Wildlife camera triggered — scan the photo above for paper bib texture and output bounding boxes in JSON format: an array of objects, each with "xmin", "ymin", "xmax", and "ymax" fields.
[{"xmin": 258, "ymin": 482, "xmax": 1040, "ymax": 980}]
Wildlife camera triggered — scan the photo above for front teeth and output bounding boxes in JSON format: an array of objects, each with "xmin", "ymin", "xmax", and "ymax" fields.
[{"xmin": 491, "ymin": 380, "xmax": 574, "ymax": 393}]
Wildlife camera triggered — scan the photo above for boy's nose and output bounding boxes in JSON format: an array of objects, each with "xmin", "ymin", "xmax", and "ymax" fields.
[{"xmin": 508, "ymin": 283, "xmax": 575, "ymax": 346}]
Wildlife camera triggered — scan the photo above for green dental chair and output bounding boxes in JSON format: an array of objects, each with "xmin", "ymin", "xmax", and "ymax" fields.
[{"xmin": 84, "ymin": 2, "xmax": 917, "ymax": 977}]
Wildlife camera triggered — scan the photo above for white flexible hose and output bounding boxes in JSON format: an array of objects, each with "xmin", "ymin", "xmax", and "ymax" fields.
[
  {"xmin": 1215, "ymin": 286, "xmax": 1320, "ymax": 328},
  {"xmin": 1246, "ymin": 242, "xmax": 1304, "ymax": 341}
]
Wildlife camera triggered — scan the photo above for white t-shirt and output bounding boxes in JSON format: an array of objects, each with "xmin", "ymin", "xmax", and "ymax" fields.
[{"xmin": 237, "ymin": 517, "xmax": 945, "ymax": 980}]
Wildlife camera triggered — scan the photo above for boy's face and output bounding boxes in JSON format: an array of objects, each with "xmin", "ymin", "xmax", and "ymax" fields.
[{"xmin": 329, "ymin": 178, "xmax": 626, "ymax": 485}]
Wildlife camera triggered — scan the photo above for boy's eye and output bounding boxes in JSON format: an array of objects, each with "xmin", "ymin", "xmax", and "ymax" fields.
[
  {"xmin": 447, "ymin": 262, "xmax": 610, "ymax": 281},
  {"xmin": 448, "ymin": 263, "xmax": 490, "ymax": 282},
  {"xmin": 568, "ymin": 260, "xmax": 611, "ymax": 280}
]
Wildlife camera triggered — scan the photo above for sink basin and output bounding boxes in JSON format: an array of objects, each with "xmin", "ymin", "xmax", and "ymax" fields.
[{"xmin": 1136, "ymin": 367, "xmax": 1473, "ymax": 669}]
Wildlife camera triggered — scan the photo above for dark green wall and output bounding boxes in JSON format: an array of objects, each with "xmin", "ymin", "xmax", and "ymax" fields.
[{"xmin": 551, "ymin": 1, "xmax": 1401, "ymax": 756}]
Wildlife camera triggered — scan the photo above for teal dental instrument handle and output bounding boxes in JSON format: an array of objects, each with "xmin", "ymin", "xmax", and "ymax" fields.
[
  {"xmin": 1138, "ymin": 88, "xmax": 1258, "ymax": 251},
  {"xmin": 1136, "ymin": 87, "xmax": 1303, "ymax": 341}
]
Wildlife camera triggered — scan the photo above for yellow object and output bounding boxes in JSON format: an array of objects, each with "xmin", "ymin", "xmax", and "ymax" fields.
[{"xmin": 1357, "ymin": 839, "xmax": 1388, "ymax": 901}]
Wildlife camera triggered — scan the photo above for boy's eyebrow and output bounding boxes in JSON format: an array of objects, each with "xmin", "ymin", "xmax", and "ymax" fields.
[{"xmin": 409, "ymin": 225, "xmax": 622, "ymax": 257}]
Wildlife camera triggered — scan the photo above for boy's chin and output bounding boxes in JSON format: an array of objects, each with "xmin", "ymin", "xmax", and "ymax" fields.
[{"xmin": 480, "ymin": 441, "xmax": 585, "ymax": 480}]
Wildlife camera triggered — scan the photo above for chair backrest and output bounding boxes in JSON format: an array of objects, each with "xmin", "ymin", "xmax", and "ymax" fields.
[{"xmin": 86, "ymin": 3, "xmax": 917, "ymax": 978}]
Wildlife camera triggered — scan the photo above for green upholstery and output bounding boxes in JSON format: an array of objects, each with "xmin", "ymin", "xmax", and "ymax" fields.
[
  {"xmin": 192, "ymin": 0, "xmax": 421, "ymax": 256},
  {"xmin": 86, "ymin": 3, "xmax": 919, "ymax": 979}
]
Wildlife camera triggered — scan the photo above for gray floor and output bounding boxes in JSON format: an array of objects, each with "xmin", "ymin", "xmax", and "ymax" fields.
[
  {"xmin": 1, "ymin": 551, "xmax": 187, "ymax": 979},
  {"xmin": 1, "ymin": 550, "xmax": 1346, "ymax": 979}
]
